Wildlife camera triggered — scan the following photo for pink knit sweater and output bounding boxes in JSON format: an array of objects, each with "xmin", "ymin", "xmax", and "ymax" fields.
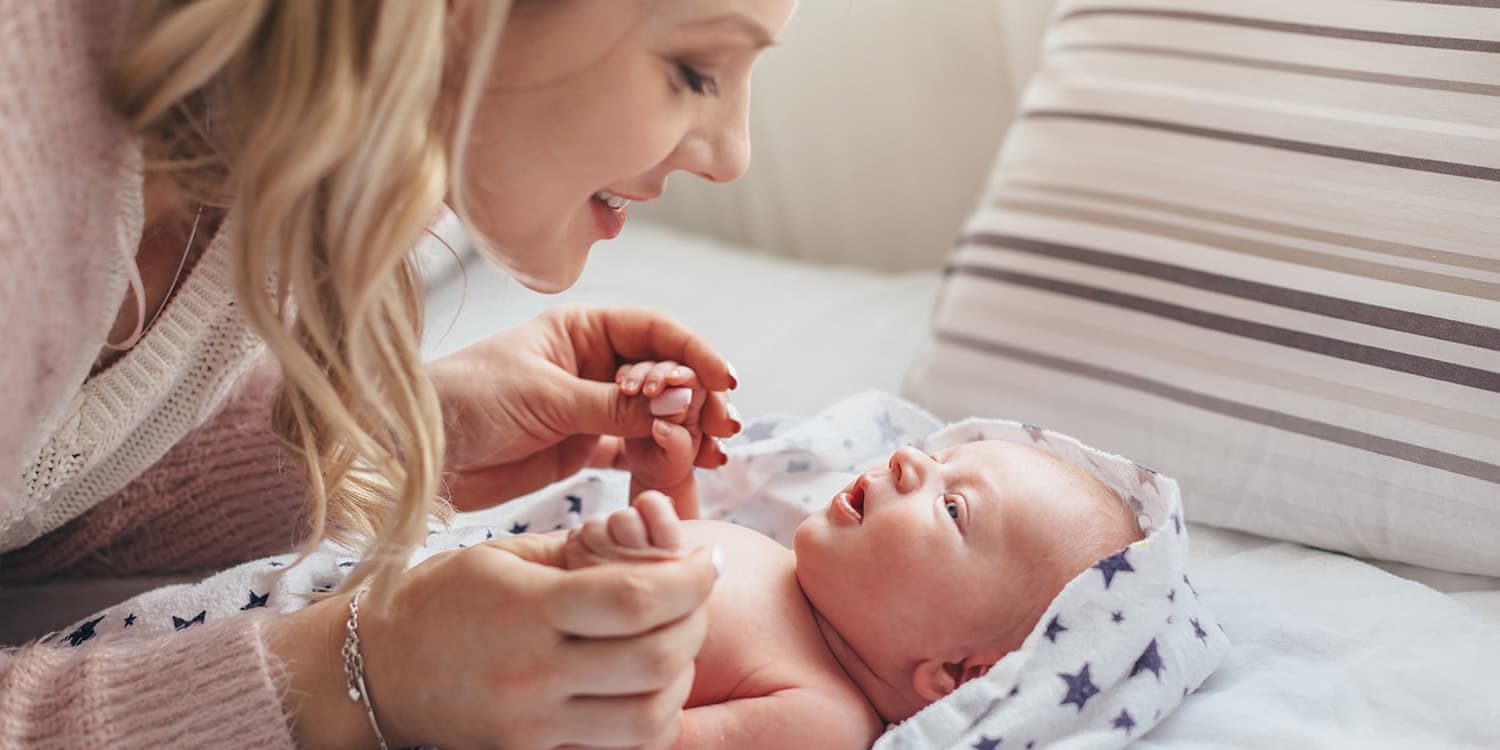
[{"xmin": 1, "ymin": 1, "xmax": 305, "ymax": 746}]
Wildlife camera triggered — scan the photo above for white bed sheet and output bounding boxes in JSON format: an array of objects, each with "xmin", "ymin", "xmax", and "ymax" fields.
[
  {"xmin": 7, "ymin": 222, "xmax": 1499, "ymax": 749},
  {"xmin": 429, "ymin": 222, "xmax": 1500, "ymax": 748}
]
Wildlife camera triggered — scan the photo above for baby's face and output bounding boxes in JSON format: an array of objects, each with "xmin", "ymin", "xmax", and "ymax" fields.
[{"xmin": 793, "ymin": 440, "xmax": 1132, "ymax": 720}]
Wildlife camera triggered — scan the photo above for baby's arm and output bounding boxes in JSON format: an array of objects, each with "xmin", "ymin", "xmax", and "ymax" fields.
[{"xmin": 675, "ymin": 688, "xmax": 878, "ymax": 750}]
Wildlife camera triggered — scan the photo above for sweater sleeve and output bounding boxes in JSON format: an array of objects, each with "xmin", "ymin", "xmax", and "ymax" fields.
[
  {"xmin": 0, "ymin": 356, "xmax": 310, "ymax": 581},
  {"xmin": 0, "ymin": 611, "xmax": 296, "ymax": 749}
]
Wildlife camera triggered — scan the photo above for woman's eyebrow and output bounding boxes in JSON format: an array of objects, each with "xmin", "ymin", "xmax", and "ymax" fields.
[{"xmin": 680, "ymin": 12, "xmax": 778, "ymax": 49}]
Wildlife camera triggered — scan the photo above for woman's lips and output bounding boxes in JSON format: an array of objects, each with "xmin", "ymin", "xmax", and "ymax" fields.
[{"xmin": 590, "ymin": 194, "xmax": 625, "ymax": 239}]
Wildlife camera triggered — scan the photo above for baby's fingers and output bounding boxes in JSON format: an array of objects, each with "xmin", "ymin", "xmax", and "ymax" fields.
[
  {"xmin": 643, "ymin": 360, "xmax": 688, "ymax": 397},
  {"xmin": 615, "ymin": 361, "xmax": 656, "ymax": 396},
  {"xmin": 631, "ymin": 491, "xmax": 684, "ymax": 551}
]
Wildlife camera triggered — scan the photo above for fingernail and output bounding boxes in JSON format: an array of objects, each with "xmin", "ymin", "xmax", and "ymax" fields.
[
  {"xmin": 670, "ymin": 366, "xmax": 687, "ymax": 380},
  {"xmin": 653, "ymin": 419, "xmax": 672, "ymax": 437},
  {"xmin": 650, "ymin": 387, "xmax": 693, "ymax": 416},
  {"xmin": 623, "ymin": 378, "xmax": 639, "ymax": 392},
  {"xmin": 711, "ymin": 545, "xmax": 724, "ymax": 579},
  {"xmin": 727, "ymin": 403, "xmax": 742, "ymax": 432},
  {"xmin": 726, "ymin": 362, "xmax": 739, "ymax": 389}
]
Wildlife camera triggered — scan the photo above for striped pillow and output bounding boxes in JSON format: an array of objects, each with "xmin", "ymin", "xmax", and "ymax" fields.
[{"xmin": 904, "ymin": 0, "xmax": 1500, "ymax": 575}]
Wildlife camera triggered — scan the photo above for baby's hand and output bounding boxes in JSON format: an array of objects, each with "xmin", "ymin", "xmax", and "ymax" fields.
[
  {"xmin": 562, "ymin": 491, "xmax": 685, "ymax": 569},
  {"xmin": 617, "ymin": 361, "xmax": 706, "ymax": 518}
]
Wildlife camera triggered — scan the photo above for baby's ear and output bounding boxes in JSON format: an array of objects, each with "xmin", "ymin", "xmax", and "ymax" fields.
[{"xmin": 913, "ymin": 659, "xmax": 993, "ymax": 703}]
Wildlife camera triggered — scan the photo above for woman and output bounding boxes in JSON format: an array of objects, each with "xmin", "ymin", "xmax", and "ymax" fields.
[{"xmin": 0, "ymin": 0, "xmax": 796, "ymax": 747}]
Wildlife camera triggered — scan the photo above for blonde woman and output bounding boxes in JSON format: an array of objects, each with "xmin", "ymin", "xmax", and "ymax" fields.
[{"xmin": 0, "ymin": 0, "xmax": 796, "ymax": 747}]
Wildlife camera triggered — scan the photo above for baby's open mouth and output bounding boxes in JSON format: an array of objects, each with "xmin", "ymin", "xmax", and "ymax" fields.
[{"xmin": 834, "ymin": 479, "xmax": 867, "ymax": 524}]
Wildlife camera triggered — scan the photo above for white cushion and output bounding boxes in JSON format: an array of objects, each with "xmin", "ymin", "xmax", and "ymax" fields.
[{"xmin": 904, "ymin": 0, "xmax": 1500, "ymax": 575}]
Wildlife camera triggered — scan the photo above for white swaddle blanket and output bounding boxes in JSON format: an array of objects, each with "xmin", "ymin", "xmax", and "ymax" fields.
[{"xmin": 50, "ymin": 391, "xmax": 1224, "ymax": 748}]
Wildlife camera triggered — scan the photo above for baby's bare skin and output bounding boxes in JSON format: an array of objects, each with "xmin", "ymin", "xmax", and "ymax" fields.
[{"xmin": 565, "ymin": 506, "xmax": 883, "ymax": 749}]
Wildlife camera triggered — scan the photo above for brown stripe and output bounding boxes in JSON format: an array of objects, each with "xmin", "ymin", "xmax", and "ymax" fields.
[
  {"xmin": 934, "ymin": 329, "xmax": 1500, "ymax": 485},
  {"xmin": 1005, "ymin": 179, "xmax": 1500, "ymax": 275},
  {"xmin": 1024, "ymin": 110, "xmax": 1500, "ymax": 182},
  {"xmin": 946, "ymin": 262, "xmax": 1500, "ymax": 392},
  {"xmin": 1391, "ymin": 0, "xmax": 1500, "ymax": 7},
  {"xmin": 1057, "ymin": 8, "xmax": 1500, "ymax": 53},
  {"xmin": 960, "ymin": 231, "xmax": 1500, "ymax": 350},
  {"xmin": 1055, "ymin": 43, "xmax": 1500, "ymax": 97},
  {"xmin": 974, "ymin": 296, "xmax": 1500, "ymax": 438},
  {"xmin": 989, "ymin": 198, "xmax": 1500, "ymax": 302}
]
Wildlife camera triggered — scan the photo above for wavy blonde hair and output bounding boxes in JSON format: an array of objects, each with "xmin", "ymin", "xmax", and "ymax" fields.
[{"xmin": 112, "ymin": 0, "xmax": 512, "ymax": 607}]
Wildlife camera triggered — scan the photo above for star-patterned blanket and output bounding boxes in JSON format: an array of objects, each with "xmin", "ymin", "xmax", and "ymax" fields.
[{"xmin": 48, "ymin": 391, "xmax": 1223, "ymax": 748}]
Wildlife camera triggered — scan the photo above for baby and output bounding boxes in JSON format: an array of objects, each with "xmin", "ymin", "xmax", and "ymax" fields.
[{"xmin": 562, "ymin": 365, "xmax": 1144, "ymax": 748}]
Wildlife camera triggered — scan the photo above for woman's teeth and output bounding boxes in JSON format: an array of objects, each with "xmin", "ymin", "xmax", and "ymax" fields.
[{"xmin": 596, "ymin": 190, "xmax": 631, "ymax": 211}]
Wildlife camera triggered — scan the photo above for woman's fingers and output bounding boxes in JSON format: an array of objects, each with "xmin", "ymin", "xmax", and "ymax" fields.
[
  {"xmin": 559, "ymin": 307, "xmax": 736, "ymax": 392},
  {"xmin": 699, "ymin": 391, "xmax": 740, "ymax": 438},
  {"xmin": 560, "ymin": 665, "xmax": 695, "ymax": 747},
  {"xmin": 557, "ymin": 603, "xmax": 707, "ymax": 697},
  {"xmin": 541, "ymin": 546, "xmax": 718, "ymax": 638}
]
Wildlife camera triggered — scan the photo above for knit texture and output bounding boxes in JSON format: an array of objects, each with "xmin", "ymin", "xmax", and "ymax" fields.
[
  {"xmin": 0, "ymin": 357, "xmax": 310, "ymax": 581},
  {"xmin": 0, "ymin": 0, "xmax": 304, "ymax": 745},
  {"xmin": 0, "ymin": 613, "xmax": 295, "ymax": 749}
]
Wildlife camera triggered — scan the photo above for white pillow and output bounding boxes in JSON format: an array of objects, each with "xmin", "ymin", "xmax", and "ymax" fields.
[{"xmin": 904, "ymin": 0, "xmax": 1500, "ymax": 576}]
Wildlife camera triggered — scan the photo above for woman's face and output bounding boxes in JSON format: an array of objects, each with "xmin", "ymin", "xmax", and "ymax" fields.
[{"xmin": 452, "ymin": 0, "xmax": 797, "ymax": 292}]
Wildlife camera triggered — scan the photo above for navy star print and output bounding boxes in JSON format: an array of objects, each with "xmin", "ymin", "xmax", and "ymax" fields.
[
  {"xmin": 1130, "ymin": 639, "xmax": 1165, "ymax": 680},
  {"xmin": 1093, "ymin": 549, "xmax": 1135, "ymax": 588},
  {"xmin": 1191, "ymin": 618, "xmax": 1209, "ymax": 643},
  {"xmin": 1058, "ymin": 664, "xmax": 1099, "ymax": 711},
  {"xmin": 1043, "ymin": 615, "xmax": 1067, "ymax": 642},
  {"xmin": 566, "ymin": 495, "xmax": 583, "ymax": 514},
  {"xmin": 1111, "ymin": 610, "xmax": 1125, "ymax": 624},
  {"xmin": 509, "ymin": 521, "xmax": 529, "ymax": 534},
  {"xmin": 65, "ymin": 616, "xmax": 105, "ymax": 647},
  {"xmin": 173, "ymin": 610, "xmax": 206, "ymax": 630},
  {"xmin": 123, "ymin": 613, "xmax": 137, "ymax": 627},
  {"xmin": 241, "ymin": 590, "xmax": 270, "ymax": 611},
  {"xmin": 1113, "ymin": 709, "xmax": 1136, "ymax": 733},
  {"xmin": 972, "ymin": 736, "xmax": 1001, "ymax": 750}
]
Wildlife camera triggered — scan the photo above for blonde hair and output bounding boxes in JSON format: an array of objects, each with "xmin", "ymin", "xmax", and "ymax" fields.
[{"xmin": 112, "ymin": 0, "xmax": 512, "ymax": 607}]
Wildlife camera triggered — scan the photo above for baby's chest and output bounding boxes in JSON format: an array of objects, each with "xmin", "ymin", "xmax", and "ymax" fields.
[{"xmin": 679, "ymin": 524, "xmax": 844, "ymax": 707}]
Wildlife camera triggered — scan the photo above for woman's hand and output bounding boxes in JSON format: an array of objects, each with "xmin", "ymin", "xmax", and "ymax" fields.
[
  {"xmin": 267, "ymin": 534, "xmax": 720, "ymax": 750},
  {"xmin": 429, "ymin": 306, "xmax": 741, "ymax": 511}
]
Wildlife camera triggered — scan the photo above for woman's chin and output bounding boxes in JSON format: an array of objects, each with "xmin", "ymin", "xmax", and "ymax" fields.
[{"xmin": 478, "ymin": 240, "xmax": 590, "ymax": 294}]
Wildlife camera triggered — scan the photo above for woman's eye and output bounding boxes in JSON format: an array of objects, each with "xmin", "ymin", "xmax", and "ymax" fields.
[{"xmin": 676, "ymin": 62, "xmax": 719, "ymax": 96}]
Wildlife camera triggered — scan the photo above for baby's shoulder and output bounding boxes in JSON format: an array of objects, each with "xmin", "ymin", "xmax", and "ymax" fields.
[{"xmin": 678, "ymin": 521, "xmax": 852, "ymax": 699}]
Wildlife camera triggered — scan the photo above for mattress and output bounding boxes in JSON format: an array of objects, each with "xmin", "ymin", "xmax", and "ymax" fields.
[
  {"xmin": 426, "ymin": 222, "xmax": 1500, "ymax": 748},
  {"xmin": 6, "ymin": 221, "xmax": 1499, "ymax": 748}
]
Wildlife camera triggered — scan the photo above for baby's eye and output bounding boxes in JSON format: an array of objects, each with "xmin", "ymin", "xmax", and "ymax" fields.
[{"xmin": 943, "ymin": 494, "xmax": 962, "ymax": 523}]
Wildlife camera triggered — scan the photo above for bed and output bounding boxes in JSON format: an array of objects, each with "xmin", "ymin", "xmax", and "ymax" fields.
[
  {"xmin": 7, "ymin": 0, "xmax": 1498, "ymax": 745},
  {"xmin": 425, "ymin": 223, "xmax": 1500, "ymax": 748}
]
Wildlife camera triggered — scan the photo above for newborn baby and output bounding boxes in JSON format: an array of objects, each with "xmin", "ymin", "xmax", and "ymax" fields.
[{"xmin": 561, "ymin": 365, "xmax": 1144, "ymax": 748}]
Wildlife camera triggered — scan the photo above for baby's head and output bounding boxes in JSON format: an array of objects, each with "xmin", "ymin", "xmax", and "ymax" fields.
[{"xmin": 792, "ymin": 440, "xmax": 1143, "ymax": 723}]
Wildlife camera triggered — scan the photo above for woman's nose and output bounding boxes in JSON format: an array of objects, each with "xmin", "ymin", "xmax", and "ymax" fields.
[
  {"xmin": 669, "ymin": 105, "xmax": 752, "ymax": 184},
  {"xmin": 889, "ymin": 447, "xmax": 931, "ymax": 493}
]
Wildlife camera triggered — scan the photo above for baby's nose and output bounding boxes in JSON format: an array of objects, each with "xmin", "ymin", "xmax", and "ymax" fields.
[{"xmin": 889, "ymin": 447, "xmax": 929, "ymax": 492}]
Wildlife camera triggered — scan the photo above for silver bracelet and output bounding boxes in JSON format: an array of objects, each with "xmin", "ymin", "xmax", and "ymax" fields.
[{"xmin": 342, "ymin": 588, "xmax": 391, "ymax": 750}]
